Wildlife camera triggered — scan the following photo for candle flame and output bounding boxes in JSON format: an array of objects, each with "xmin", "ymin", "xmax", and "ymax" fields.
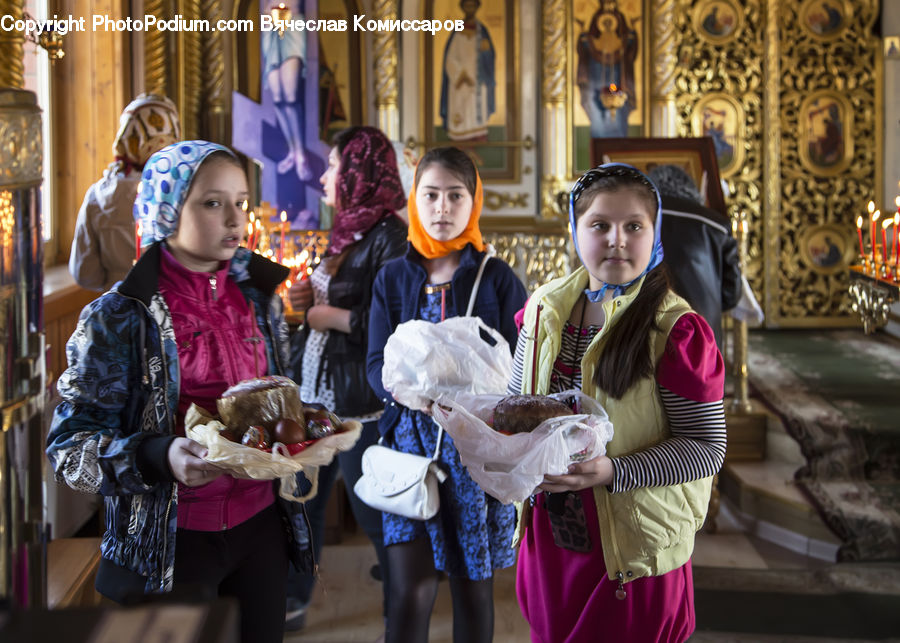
[
  {"xmin": 895, "ymin": 196, "xmax": 900, "ymax": 208},
  {"xmin": 249, "ymin": 211, "xmax": 255, "ymax": 222},
  {"xmin": 242, "ymin": 200, "xmax": 249, "ymax": 211},
  {"xmin": 856, "ymin": 216, "xmax": 863, "ymax": 228},
  {"xmin": 895, "ymin": 213, "xmax": 899, "ymax": 226},
  {"xmin": 609, "ymin": 83, "xmax": 618, "ymax": 92},
  {"xmin": 280, "ymin": 211, "xmax": 287, "ymax": 222},
  {"xmin": 874, "ymin": 210, "xmax": 881, "ymax": 222},
  {"xmin": 285, "ymin": 279, "xmax": 292, "ymax": 289},
  {"xmin": 868, "ymin": 201, "xmax": 875, "ymax": 214},
  {"xmin": 884, "ymin": 218, "xmax": 893, "ymax": 230}
]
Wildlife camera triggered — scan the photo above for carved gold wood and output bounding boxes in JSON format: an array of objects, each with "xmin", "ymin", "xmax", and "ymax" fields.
[
  {"xmin": 182, "ymin": 0, "xmax": 203, "ymax": 141},
  {"xmin": 673, "ymin": 0, "xmax": 765, "ymax": 314},
  {"xmin": 143, "ymin": 0, "xmax": 169, "ymax": 96},
  {"xmin": 775, "ymin": 0, "xmax": 880, "ymax": 324},
  {"xmin": 0, "ymin": 1, "xmax": 24, "ymax": 89},
  {"xmin": 201, "ymin": 0, "xmax": 227, "ymax": 142},
  {"xmin": 373, "ymin": 0, "xmax": 399, "ymax": 139},
  {"xmin": 540, "ymin": 0, "xmax": 568, "ymax": 222},
  {"xmin": 484, "ymin": 230, "xmax": 572, "ymax": 294}
]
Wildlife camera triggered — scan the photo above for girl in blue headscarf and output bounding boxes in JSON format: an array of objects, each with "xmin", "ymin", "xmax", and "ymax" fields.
[
  {"xmin": 507, "ymin": 164, "xmax": 727, "ymax": 643},
  {"xmin": 47, "ymin": 141, "xmax": 311, "ymax": 643}
]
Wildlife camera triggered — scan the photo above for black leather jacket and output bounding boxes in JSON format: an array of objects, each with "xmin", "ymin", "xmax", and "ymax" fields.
[
  {"xmin": 291, "ymin": 215, "xmax": 407, "ymax": 416},
  {"xmin": 660, "ymin": 195, "xmax": 742, "ymax": 349}
]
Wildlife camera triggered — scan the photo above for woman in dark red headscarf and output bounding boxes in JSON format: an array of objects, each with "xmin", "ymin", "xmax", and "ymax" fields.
[{"xmin": 285, "ymin": 126, "xmax": 408, "ymax": 633}]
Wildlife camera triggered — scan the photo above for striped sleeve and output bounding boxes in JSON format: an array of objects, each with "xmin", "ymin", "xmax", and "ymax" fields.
[
  {"xmin": 507, "ymin": 327, "xmax": 528, "ymax": 394},
  {"xmin": 610, "ymin": 386, "xmax": 726, "ymax": 492}
]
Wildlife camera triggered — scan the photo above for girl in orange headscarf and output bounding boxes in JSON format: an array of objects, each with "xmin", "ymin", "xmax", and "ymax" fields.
[{"xmin": 366, "ymin": 147, "xmax": 527, "ymax": 643}]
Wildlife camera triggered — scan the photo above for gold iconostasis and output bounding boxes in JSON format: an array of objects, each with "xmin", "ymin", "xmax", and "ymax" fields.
[{"xmin": 7, "ymin": 0, "xmax": 885, "ymax": 328}]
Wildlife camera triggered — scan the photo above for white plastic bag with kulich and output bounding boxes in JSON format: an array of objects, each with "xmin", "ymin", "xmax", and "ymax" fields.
[{"xmin": 432, "ymin": 390, "xmax": 614, "ymax": 505}]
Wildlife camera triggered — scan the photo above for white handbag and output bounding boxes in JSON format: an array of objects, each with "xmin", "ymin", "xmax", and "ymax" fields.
[
  {"xmin": 354, "ymin": 249, "xmax": 494, "ymax": 520},
  {"xmin": 354, "ymin": 423, "xmax": 447, "ymax": 520}
]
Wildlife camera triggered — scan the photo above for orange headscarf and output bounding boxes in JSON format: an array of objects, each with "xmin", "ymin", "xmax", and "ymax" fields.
[{"xmin": 406, "ymin": 163, "xmax": 486, "ymax": 259}]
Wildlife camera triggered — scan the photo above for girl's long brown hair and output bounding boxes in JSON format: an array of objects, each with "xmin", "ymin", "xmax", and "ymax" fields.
[{"xmin": 593, "ymin": 264, "xmax": 671, "ymax": 399}]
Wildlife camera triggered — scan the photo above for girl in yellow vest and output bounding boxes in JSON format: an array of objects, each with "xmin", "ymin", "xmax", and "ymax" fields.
[{"xmin": 509, "ymin": 164, "xmax": 727, "ymax": 642}]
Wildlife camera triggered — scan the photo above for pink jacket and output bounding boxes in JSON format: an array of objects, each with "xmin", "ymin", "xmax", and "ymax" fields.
[{"xmin": 158, "ymin": 245, "xmax": 274, "ymax": 531}]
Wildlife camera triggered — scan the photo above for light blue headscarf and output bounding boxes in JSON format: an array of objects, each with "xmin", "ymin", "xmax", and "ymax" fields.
[
  {"xmin": 134, "ymin": 140, "xmax": 252, "ymax": 279},
  {"xmin": 568, "ymin": 163, "xmax": 664, "ymax": 302}
]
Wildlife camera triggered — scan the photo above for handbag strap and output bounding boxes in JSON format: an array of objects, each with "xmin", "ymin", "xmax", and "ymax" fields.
[
  {"xmin": 465, "ymin": 245, "xmax": 495, "ymax": 317},
  {"xmin": 376, "ymin": 419, "xmax": 444, "ymax": 461}
]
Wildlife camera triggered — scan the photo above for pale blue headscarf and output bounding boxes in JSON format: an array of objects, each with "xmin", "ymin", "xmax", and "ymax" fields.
[
  {"xmin": 134, "ymin": 140, "xmax": 252, "ymax": 279},
  {"xmin": 568, "ymin": 163, "xmax": 664, "ymax": 302}
]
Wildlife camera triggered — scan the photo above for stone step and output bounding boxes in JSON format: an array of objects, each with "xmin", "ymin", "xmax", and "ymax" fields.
[{"xmin": 718, "ymin": 402, "xmax": 841, "ymax": 562}]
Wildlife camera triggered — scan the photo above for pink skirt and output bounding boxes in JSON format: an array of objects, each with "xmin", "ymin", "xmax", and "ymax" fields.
[{"xmin": 516, "ymin": 489, "xmax": 695, "ymax": 643}]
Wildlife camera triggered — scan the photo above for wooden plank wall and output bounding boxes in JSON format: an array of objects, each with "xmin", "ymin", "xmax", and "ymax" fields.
[{"xmin": 49, "ymin": 0, "xmax": 129, "ymax": 266}]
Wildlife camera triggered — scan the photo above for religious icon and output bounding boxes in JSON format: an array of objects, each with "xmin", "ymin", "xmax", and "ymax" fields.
[
  {"xmin": 575, "ymin": 0, "xmax": 639, "ymax": 138},
  {"xmin": 799, "ymin": 0, "xmax": 846, "ymax": 39},
  {"xmin": 232, "ymin": 0, "xmax": 326, "ymax": 229},
  {"xmin": 806, "ymin": 98, "xmax": 844, "ymax": 168},
  {"xmin": 440, "ymin": 0, "xmax": 496, "ymax": 143},
  {"xmin": 885, "ymin": 36, "xmax": 900, "ymax": 59},
  {"xmin": 427, "ymin": 0, "xmax": 517, "ymax": 180},
  {"xmin": 693, "ymin": 0, "xmax": 742, "ymax": 43},
  {"xmin": 690, "ymin": 94, "xmax": 743, "ymax": 179},
  {"xmin": 800, "ymin": 224, "xmax": 851, "ymax": 274},
  {"xmin": 700, "ymin": 2, "xmax": 735, "ymax": 37},
  {"xmin": 798, "ymin": 91, "xmax": 852, "ymax": 175},
  {"xmin": 262, "ymin": 0, "xmax": 312, "ymax": 182}
]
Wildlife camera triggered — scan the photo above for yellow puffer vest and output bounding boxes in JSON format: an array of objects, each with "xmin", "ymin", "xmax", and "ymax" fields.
[{"xmin": 515, "ymin": 267, "xmax": 713, "ymax": 584}]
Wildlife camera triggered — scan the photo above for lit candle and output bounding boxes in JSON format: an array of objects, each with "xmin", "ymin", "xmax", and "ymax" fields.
[
  {"xmin": 869, "ymin": 201, "xmax": 879, "ymax": 266},
  {"xmin": 279, "ymin": 211, "xmax": 287, "ymax": 263},
  {"xmin": 895, "ymin": 213, "xmax": 900, "ymax": 272},
  {"xmin": 856, "ymin": 216, "xmax": 865, "ymax": 259},
  {"xmin": 135, "ymin": 221, "xmax": 142, "ymax": 262},
  {"xmin": 882, "ymin": 218, "xmax": 890, "ymax": 265}
]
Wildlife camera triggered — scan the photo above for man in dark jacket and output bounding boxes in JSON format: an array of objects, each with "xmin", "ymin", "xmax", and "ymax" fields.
[{"xmin": 648, "ymin": 164, "xmax": 742, "ymax": 350}]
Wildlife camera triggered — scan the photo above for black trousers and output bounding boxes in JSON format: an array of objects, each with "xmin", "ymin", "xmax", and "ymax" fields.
[{"xmin": 174, "ymin": 503, "xmax": 289, "ymax": 643}]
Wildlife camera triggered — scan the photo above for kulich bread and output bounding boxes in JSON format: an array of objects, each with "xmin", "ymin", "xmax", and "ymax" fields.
[
  {"xmin": 217, "ymin": 375, "xmax": 303, "ymax": 432},
  {"xmin": 492, "ymin": 395, "xmax": 573, "ymax": 434}
]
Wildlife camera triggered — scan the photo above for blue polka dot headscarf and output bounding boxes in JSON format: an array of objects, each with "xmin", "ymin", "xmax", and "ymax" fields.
[
  {"xmin": 135, "ymin": 140, "xmax": 236, "ymax": 248},
  {"xmin": 568, "ymin": 163, "xmax": 664, "ymax": 302}
]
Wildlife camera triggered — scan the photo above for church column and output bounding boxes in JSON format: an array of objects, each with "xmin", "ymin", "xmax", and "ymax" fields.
[
  {"xmin": 0, "ymin": 0, "xmax": 25, "ymax": 89},
  {"xmin": 143, "ymin": 0, "xmax": 170, "ymax": 96},
  {"xmin": 762, "ymin": 0, "xmax": 780, "ymax": 325},
  {"xmin": 200, "ymin": 0, "xmax": 227, "ymax": 142},
  {"xmin": 540, "ymin": 0, "xmax": 569, "ymax": 221},
  {"xmin": 373, "ymin": 0, "xmax": 400, "ymax": 139},
  {"xmin": 649, "ymin": 0, "xmax": 678, "ymax": 136}
]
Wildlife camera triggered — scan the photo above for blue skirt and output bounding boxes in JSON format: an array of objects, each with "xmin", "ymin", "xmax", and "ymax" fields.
[{"xmin": 382, "ymin": 407, "xmax": 516, "ymax": 580}]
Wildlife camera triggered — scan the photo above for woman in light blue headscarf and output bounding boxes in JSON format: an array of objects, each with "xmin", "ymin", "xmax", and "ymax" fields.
[{"xmin": 48, "ymin": 141, "xmax": 311, "ymax": 643}]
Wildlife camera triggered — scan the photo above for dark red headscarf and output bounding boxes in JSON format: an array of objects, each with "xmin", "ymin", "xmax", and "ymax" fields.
[{"xmin": 327, "ymin": 127, "xmax": 406, "ymax": 255}]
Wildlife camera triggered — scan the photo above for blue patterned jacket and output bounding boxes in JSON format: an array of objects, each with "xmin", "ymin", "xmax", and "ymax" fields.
[{"xmin": 47, "ymin": 242, "xmax": 313, "ymax": 596}]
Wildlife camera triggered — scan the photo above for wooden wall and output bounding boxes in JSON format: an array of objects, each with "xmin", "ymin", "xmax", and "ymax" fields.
[{"xmin": 48, "ymin": 0, "xmax": 129, "ymax": 266}]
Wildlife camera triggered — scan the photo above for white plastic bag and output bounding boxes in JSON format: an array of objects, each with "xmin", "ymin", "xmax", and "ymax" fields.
[
  {"xmin": 432, "ymin": 390, "xmax": 614, "ymax": 505},
  {"xmin": 184, "ymin": 404, "xmax": 362, "ymax": 502},
  {"xmin": 381, "ymin": 316, "xmax": 512, "ymax": 412}
]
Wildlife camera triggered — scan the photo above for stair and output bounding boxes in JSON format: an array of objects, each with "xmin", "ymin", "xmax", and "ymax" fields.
[{"xmin": 718, "ymin": 402, "xmax": 841, "ymax": 562}]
